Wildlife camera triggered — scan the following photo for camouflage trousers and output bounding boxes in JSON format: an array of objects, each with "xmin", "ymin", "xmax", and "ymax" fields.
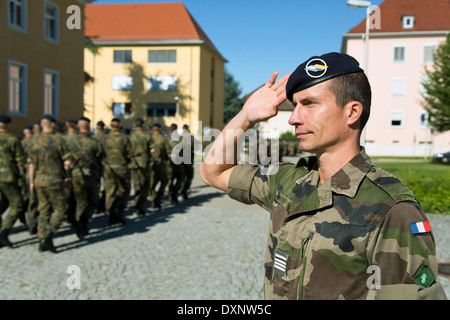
[
  {"xmin": 0, "ymin": 181, "xmax": 25, "ymax": 230},
  {"xmin": 130, "ymin": 165, "xmax": 150, "ymax": 211},
  {"xmin": 35, "ymin": 180, "xmax": 68, "ymax": 238},
  {"xmin": 72, "ymin": 169, "xmax": 101, "ymax": 222},
  {"xmin": 167, "ymin": 162, "xmax": 184, "ymax": 198},
  {"xmin": 150, "ymin": 161, "xmax": 168, "ymax": 203},
  {"xmin": 182, "ymin": 163, "xmax": 194, "ymax": 195},
  {"xmin": 104, "ymin": 165, "xmax": 130, "ymax": 217}
]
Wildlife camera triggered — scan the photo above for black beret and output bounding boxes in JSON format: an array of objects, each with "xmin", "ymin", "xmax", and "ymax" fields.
[
  {"xmin": 97, "ymin": 121, "xmax": 105, "ymax": 127},
  {"xmin": 153, "ymin": 123, "xmax": 161, "ymax": 128},
  {"xmin": 24, "ymin": 124, "xmax": 33, "ymax": 130},
  {"xmin": 67, "ymin": 118, "xmax": 78, "ymax": 124},
  {"xmin": 135, "ymin": 118, "xmax": 144, "ymax": 125},
  {"xmin": 286, "ymin": 52, "xmax": 364, "ymax": 102},
  {"xmin": 111, "ymin": 117, "xmax": 121, "ymax": 123},
  {"xmin": 0, "ymin": 114, "xmax": 12, "ymax": 124},
  {"xmin": 79, "ymin": 116, "xmax": 91, "ymax": 122},
  {"xmin": 42, "ymin": 114, "xmax": 56, "ymax": 123}
]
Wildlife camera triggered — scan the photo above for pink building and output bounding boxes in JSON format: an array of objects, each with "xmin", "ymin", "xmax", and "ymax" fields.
[{"xmin": 342, "ymin": 0, "xmax": 450, "ymax": 157}]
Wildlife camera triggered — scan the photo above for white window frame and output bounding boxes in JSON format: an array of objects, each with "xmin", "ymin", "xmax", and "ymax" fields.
[
  {"xmin": 393, "ymin": 43, "xmax": 407, "ymax": 62},
  {"xmin": 112, "ymin": 102, "xmax": 132, "ymax": 118},
  {"xmin": 391, "ymin": 77, "xmax": 406, "ymax": 96},
  {"xmin": 422, "ymin": 42, "xmax": 438, "ymax": 63},
  {"xmin": 419, "ymin": 109, "xmax": 429, "ymax": 129},
  {"xmin": 43, "ymin": 69, "xmax": 59, "ymax": 118},
  {"xmin": 390, "ymin": 109, "xmax": 405, "ymax": 128},
  {"xmin": 112, "ymin": 76, "xmax": 133, "ymax": 91},
  {"xmin": 147, "ymin": 103, "xmax": 177, "ymax": 118},
  {"xmin": 8, "ymin": 60, "xmax": 27, "ymax": 117},
  {"xmin": 7, "ymin": 0, "xmax": 27, "ymax": 33},
  {"xmin": 44, "ymin": 0, "xmax": 59, "ymax": 44},
  {"xmin": 402, "ymin": 15, "xmax": 414, "ymax": 29},
  {"xmin": 113, "ymin": 50, "xmax": 133, "ymax": 64}
]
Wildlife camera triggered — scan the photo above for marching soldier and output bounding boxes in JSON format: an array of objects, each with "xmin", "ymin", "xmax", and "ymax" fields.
[
  {"xmin": 149, "ymin": 123, "xmax": 170, "ymax": 209},
  {"xmin": 28, "ymin": 114, "xmax": 72, "ymax": 253},
  {"xmin": 93, "ymin": 120, "xmax": 106, "ymax": 214},
  {"xmin": 63, "ymin": 118, "xmax": 78, "ymax": 228},
  {"xmin": 181, "ymin": 125, "xmax": 195, "ymax": 200},
  {"xmin": 0, "ymin": 115, "xmax": 26, "ymax": 248},
  {"xmin": 65, "ymin": 117, "xmax": 105, "ymax": 239},
  {"xmin": 21, "ymin": 125, "xmax": 36, "ymax": 234},
  {"xmin": 129, "ymin": 118, "xmax": 152, "ymax": 215},
  {"xmin": 167, "ymin": 124, "xmax": 185, "ymax": 204},
  {"xmin": 101, "ymin": 118, "xmax": 132, "ymax": 225}
]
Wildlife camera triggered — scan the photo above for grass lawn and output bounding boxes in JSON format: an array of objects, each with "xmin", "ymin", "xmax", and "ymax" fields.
[{"xmin": 373, "ymin": 161, "xmax": 450, "ymax": 215}]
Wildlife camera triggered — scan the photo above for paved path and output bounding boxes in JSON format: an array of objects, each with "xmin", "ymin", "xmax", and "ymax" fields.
[{"xmin": 1, "ymin": 165, "xmax": 448, "ymax": 299}]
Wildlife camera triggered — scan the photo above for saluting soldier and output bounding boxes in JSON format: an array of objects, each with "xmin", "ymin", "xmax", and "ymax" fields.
[
  {"xmin": 28, "ymin": 114, "xmax": 72, "ymax": 253},
  {"xmin": 129, "ymin": 118, "xmax": 152, "ymax": 215},
  {"xmin": 149, "ymin": 123, "xmax": 170, "ymax": 209},
  {"xmin": 101, "ymin": 118, "xmax": 132, "ymax": 225},
  {"xmin": 65, "ymin": 117, "xmax": 105, "ymax": 239},
  {"xmin": 0, "ymin": 115, "xmax": 26, "ymax": 248}
]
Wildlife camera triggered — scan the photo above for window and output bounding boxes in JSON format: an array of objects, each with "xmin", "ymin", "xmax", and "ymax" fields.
[
  {"xmin": 402, "ymin": 15, "xmax": 414, "ymax": 29},
  {"xmin": 112, "ymin": 76, "xmax": 133, "ymax": 91},
  {"xmin": 44, "ymin": 70, "xmax": 58, "ymax": 117},
  {"xmin": 147, "ymin": 103, "xmax": 176, "ymax": 118},
  {"xmin": 390, "ymin": 110, "xmax": 404, "ymax": 128},
  {"xmin": 419, "ymin": 110, "xmax": 429, "ymax": 128},
  {"xmin": 147, "ymin": 76, "xmax": 177, "ymax": 91},
  {"xmin": 148, "ymin": 50, "xmax": 176, "ymax": 63},
  {"xmin": 8, "ymin": 61, "xmax": 27, "ymax": 116},
  {"xmin": 44, "ymin": 1, "xmax": 59, "ymax": 43},
  {"xmin": 391, "ymin": 77, "xmax": 406, "ymax": 96},
  {"xmin": 393, "ymin": 44, "xmax": 406, "ymax": 62},
  {"xmin": 114, "ymin": 50, "xmax": 132, "ymax": 64},
  {"xmin": 423, "ymin": 43, "xmax": 438, "ymax": 63},
  {"xmin": 8, "ymin": 0, "xmax": 27, "ymax": 32},
  {"xmin": 112, "ymin": 103, "xmax": 132, "ymax": 117}
]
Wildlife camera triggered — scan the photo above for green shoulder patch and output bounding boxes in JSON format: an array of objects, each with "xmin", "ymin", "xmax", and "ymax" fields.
[{"xmin": 412, "ymin": 264, "xmax": 435, "ymax": 288}]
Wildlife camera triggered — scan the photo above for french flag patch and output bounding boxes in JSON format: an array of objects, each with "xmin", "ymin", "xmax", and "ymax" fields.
[{"xmin": 410, "ymin": 221, "xmax": 432, "ymax": 235}]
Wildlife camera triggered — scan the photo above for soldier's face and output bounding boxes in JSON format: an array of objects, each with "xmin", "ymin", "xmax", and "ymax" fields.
[{"xmin": 288, "ymin": 81, "xmax": 349, "ymax": 155}]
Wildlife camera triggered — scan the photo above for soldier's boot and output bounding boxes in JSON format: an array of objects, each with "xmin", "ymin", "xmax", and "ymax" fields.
[
  {"xmin": 39, "ymin": 231, "xmax": 56, "ymax": 253},
  {"xmin": 0, "ymin": 228, "xmax": 13, "ymax": 248}
]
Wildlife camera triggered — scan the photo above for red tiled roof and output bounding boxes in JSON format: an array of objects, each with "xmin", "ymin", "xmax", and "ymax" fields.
[
  {"xmin": 85, "ymin": 2, "xmax": 219, "ymax": 51},
  {"xmin": 347, "ymin": 0, "xmax": 450, "ymax": 33}
]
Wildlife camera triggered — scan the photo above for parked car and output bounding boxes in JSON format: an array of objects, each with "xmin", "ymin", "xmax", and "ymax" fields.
[{"xmin": 432, "ymin": 151, "xmax": 450, "ymax": 163}]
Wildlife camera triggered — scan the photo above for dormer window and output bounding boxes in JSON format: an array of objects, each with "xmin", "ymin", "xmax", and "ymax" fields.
[{"xmin": 402, "ymin": 15, "xmax": 414, "ymax": 29}]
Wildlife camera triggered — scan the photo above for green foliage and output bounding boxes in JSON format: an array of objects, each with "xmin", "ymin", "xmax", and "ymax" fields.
[
  {"xmin": 223, "ymin": 69, "xmax": 244, "ymax": 124},
  {"xmin": 279, "ymin": 130, "xmax": 297, "ymax": 140},
  {"xmin": 421, "ymin": 33, "xmax": 450, "ymax": 133},
  {"xmin": 374, "ymin": 161, "xmax": 450, "ymax": 214}
]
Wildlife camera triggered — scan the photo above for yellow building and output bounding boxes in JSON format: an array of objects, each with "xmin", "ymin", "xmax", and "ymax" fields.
[
  {"xmin": 84, "ymin": 2, "xmax": 226, "ymax": 134},
  {"xmin": 0, "ymin": 0, "xmax": 89, "ymax": 137}
]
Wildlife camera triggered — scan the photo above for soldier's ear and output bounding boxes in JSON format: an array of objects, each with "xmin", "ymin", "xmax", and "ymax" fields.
[{"xmin": 345, "ymin": 101, "xmax": 363, "ymax": 127}]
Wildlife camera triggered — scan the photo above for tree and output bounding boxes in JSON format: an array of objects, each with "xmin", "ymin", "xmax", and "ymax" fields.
[
  {"xmin": 421, "ymin": 33, "xmax": 450, "ymax": 133},
  {"xmin": 223, "ymin": 69, "xmax": 244, "ymax": 124},
  {"xmin": 84, "ymin": 36, "xmax": 98, "ymax": 85}
]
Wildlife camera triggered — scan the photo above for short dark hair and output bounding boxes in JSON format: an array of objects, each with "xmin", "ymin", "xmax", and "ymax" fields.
[{"xmin": 327, "ymin": 72, "xmax": 371, "ymax": 130}]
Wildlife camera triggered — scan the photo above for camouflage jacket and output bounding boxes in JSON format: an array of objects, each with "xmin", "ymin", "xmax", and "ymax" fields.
[
  {"xmin": 228, "ymin": 149, "xmax": 447, "ymax": 300},
  {"xmin": 27, "ymin": 132, "xmax": 71, "ymax": 186},
  {"xmin": 0, "ymin": 131, "xmax": 25, "ymax": 183},
  {"xmin": 65, "ymin": 132, "xmax": 105, "ymax": 177},
  {"xmin": 151, "ymin": 132, "xmax": 171, "ymax": 163},
  {"xmin": 101, "ymin": 130, "xmax": 132, "ymax": 167},
  {"xmin": 129, "ymin": 129, "xmax": 153, "ymax": 169}
]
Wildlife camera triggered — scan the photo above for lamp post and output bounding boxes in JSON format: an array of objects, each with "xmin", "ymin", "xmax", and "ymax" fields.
[{"xmin": 347, "ymin": 0, "xmax": 371, "ymax": 147}]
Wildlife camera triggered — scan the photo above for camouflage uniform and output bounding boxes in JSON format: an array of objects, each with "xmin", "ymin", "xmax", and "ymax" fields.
[
  {"xmin": 227, "ymin": 148, "xmax": 447, "ymax": 300},
  {"xmin": 150, "ymin": 131, "xmax": 171, "ymax": 208},
  {"xmin": 181, "ymin": 132, "xmax": 195, "ymax": 200},
  {"xmin": 129, "ymin": 129, "xmax": 153, "ymax": 214},
  {"xmin": 28, "ymin": 132, "xmax": 71, "ymax": 241},
  {"xmin": 63, "ymin": 131, "xmax": 78, "ymax": 227},
  {"xmin": 167, "ymin": 132, "xmax": 185, "ymax": 203},
  {"xmin": 65, "ymin": 131, "xmax": 105, "ymax": 237},
  {"xmin": 101, "ymin": 130, "xmax": 132, "ymax": 224},
  {"xmin": 0, "ymin": 131, "xmax": 26, "ymax": 246},
  {"xmin": 21, "ymin": 135, "xmax": 37, "ymax": 231}
]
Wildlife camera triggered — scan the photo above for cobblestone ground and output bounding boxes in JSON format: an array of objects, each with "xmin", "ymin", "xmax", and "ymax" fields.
[{"xmin": 0, "ymin": 166, "xmax": 448, "ymax": 300}]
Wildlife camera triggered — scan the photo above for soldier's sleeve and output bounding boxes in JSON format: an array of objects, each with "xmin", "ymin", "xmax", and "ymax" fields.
[
  {"xmin": 367, "ymin": 201, "xmax": 447, "ymax": 300},
  {"xmin": 13, "ymin": 137, "xmax": 26, "ymax": 164},
  {"xmin": 227, "ymin": 163, "xmax": 292, "ymax": 212}
]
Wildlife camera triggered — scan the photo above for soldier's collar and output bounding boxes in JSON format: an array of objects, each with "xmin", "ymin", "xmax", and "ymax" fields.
[{"xmin": 329, "ymin": 148, "xmax": 373, "ymax": 197}]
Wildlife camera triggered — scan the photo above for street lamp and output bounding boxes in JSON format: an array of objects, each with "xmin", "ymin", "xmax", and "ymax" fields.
[
  {"xmin": 347, "ymin": 0, "xmax": 372, "ymax": 147},
  {"xmin": 347, "ymin": 0, "xmax": 371, "ymax": 73}
]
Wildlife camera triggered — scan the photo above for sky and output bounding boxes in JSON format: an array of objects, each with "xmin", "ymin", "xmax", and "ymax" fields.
[{"xmin": 93, "ymin": 0, "xmax": 385, "ymax": 96}]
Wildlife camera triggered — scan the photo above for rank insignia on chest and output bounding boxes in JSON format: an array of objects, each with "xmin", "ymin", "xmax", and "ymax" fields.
[
  {"xmin": 274, "ymin": 250, "xmax": 289, "ymax": 276},
  {"xmin": 409, "ymin": 221, "xmax": 432, "ymax": 235}
]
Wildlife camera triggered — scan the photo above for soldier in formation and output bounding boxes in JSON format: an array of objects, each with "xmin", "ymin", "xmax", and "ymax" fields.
[{"xmin": 0, "ymin": 115, "xmax": 195, "ymax": 252}]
